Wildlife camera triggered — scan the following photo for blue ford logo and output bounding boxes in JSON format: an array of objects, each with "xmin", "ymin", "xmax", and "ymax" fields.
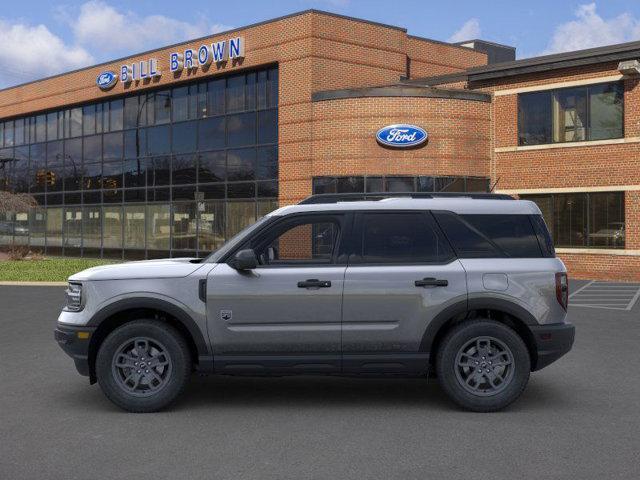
[
  {"xmin": 96, "ymin": 71, "xmax": 118, "ymax": 90},
  {"xmin": 376, "ymin": 124, "xmax": 428, "ymax": 148}
]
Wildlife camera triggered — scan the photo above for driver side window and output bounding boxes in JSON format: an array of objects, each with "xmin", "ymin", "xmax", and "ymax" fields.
[{"xmin": 256, "ymin": 219, "xmax": 340, "ymax": 266}]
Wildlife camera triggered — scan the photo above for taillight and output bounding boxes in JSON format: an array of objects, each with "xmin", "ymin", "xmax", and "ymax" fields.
[{"xmin": 555, "ymin": 272, "xmax": 568, "ymax": 311}]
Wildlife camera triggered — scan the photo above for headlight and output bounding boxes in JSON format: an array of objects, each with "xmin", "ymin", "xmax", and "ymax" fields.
[{"xmin": 64, "ymin": 282, "xmax": 83, "ymax": 312}]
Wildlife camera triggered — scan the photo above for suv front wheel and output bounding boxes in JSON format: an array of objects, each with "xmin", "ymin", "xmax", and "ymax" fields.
[
  {"xmin": 436, "ymin": 320, "xmax": 531, "ymax": 412},
  {"xmin": 96, "ymin": 320, "xmax": 192, "ymax": 412}
]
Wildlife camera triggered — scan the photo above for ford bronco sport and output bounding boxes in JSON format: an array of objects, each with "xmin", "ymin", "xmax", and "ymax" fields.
[{"xmin": 55, "ymin": 193, "xmax": 575, "ymax": 412}]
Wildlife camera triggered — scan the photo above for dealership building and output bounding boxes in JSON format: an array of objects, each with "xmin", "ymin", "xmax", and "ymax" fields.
[{"xmin": 0, "ymin": 9, "xmax": 639, "ymax": 280}]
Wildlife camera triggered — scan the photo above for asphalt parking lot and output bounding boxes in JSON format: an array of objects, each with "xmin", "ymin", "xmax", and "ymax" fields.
[{"xmin": 1, "ymin": 281, "xmax": 639, "ymax": 480}]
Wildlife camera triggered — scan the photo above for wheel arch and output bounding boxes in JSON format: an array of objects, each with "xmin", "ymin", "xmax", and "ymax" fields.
[
  {"xmin": 422, "ymin": 298, "xmax": 539, "ymax": 371},
  {"xmin": 86, "ymin": 298, "xmax": 212, "ymax": 383}
]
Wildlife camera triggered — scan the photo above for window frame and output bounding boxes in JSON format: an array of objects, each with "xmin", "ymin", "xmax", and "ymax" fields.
[{"xmin": 517, "ymin": 81, "xmax": 625, "ymax": 146}]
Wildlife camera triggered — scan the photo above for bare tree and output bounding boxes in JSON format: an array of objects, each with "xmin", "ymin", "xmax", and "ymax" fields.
[{"xmin": 0, "ymin": 191, "xmax": 37, "ymax": 214}]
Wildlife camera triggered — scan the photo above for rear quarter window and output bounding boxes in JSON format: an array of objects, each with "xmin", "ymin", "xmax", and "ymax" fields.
[{"xmin": 433, "ymin": 212, "xmax": 547, "ymax": 258}]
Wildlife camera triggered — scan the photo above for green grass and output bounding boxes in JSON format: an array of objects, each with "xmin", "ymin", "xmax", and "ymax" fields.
[{"xmin": 0, "ymin": 257, "xmax": 120, "ymax": 282}]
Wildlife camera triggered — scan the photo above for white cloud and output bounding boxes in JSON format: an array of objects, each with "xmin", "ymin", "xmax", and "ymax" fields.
[
  {"xmin": 542, "ymin": 3, "xmax": 640, "ymax": 54},
  {"xmin": 71, "ymin": 1, "xmax": 232, "ymax": 55},
  {"xmin": 448, "ymin": 18, "xmax": 481, "ymax": 43},
  {"xmin": 0, "ymin": 20, "xmax": 93, "ymax": 88}
]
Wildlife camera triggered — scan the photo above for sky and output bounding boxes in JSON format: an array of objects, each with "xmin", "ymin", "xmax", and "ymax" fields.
[{"xmin": 2, "ymin": 0, "xmax": 640, "ymax": 88}]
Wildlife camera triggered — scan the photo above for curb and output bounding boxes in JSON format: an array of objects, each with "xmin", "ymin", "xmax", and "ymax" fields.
[{"xmin": 0, "ymin": 281, "xmax": 67, "ymax": 286}]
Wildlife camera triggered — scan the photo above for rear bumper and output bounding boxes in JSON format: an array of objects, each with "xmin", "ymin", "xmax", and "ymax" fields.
[
  {"xmin": 54, "ymin": 324, "xmax": 96, "ymax": 377},
  {"xmin": 530, "ymin": 322, "xmax": 575, "ymax": 371}
]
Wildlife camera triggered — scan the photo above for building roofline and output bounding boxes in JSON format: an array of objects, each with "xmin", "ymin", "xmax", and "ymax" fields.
[
  {"xmin": 467, "ymin": 40, "xmax": 640, "ymax": 81},
  {"xmin": 406, "ymin": 34, "xmax": 481, "ymax": 53},
  {"xmin": 312, "ymin": 84, "xmax": 491, "ymax": 103},
  {"xmin": 453, "ymin": 39, "xmax": 516, "ymax": 51},
  {"xmin": 0, "ymin": 9, "xmax": 408, "ymax": 94}
]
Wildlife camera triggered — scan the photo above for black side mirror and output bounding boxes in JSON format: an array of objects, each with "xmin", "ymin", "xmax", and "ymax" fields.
[{"xmin": 231, "ymin": 249, "xmax": 258, "ymax": 270}]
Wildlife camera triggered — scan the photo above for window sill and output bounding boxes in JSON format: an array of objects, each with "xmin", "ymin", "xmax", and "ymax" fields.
[
  {"xmin": 495, "ymin": 137, "xmax": 639, "ymax": 153},
  {"xmin": 556, "ymin": 248, "xmax": 640, "ymax": 256}
]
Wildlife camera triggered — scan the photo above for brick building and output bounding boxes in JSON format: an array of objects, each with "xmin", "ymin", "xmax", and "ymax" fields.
[{"xmin": 0, "ymin": 9, "xmax": 637, "ymax": 280}]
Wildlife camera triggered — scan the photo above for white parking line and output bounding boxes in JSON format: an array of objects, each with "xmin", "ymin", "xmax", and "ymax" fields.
[{"xmin": 569, "ymin": 281, "xmax": 640, "ymax": 310}]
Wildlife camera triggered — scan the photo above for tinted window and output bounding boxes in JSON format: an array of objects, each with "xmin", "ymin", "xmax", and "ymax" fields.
[
  {"xmin": 433, "ymin": 212, "xmax": 500, "ymax": 258},
  {"xmin": 461, "ymin": 215, "xmax": 543, "ymax": 258},
  {"xmin": 358, "ymin": 213, "xmax": 453, "ymax": 264}
]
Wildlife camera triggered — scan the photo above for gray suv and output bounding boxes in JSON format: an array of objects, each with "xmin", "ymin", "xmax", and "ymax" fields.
[{"xmin": 55, "ymin": 193, "xmax": 575, "ymax": 413}]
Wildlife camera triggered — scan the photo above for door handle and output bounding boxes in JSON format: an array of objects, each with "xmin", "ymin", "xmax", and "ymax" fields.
[
  {"xmin": 297, "ymin": 279, "xmax": 332, "ymax": 288},
  {"xmin": 415, "ymin": 277, "xmax": 448, "ymax": 287}
]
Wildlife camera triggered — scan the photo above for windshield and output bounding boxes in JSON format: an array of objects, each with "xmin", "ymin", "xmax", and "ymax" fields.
[{"xmin": 203, "ymin": 215, "xmax": 273, "ymax": 263}]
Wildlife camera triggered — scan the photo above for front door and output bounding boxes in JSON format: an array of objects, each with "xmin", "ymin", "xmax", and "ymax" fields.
[
  {"xmin": 341, "ymin": 211, "xmax": 468, "ymax": 374},
  {"xmin": 207, "ymin": 213, "xmax": 348, "ymax": 374}
]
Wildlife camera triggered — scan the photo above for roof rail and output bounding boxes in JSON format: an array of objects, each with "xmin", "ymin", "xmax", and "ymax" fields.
[{"xmin": 298, "ymin": 192, "xmax": 515, "ymax": 204}]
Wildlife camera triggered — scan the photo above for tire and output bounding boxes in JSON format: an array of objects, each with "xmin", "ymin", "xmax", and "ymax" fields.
[
  {"xmin": 436, "ymin": 319, "xmax": 530, "ymax": 412},
  {"xmin": 96, "ymin": 320, "xmax": 192, "ymax": 413}
]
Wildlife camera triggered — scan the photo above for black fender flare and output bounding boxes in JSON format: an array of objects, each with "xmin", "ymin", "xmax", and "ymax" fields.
[
  {"xmin": 87, "ymin": 297, "xmax": 211, "ymax": 358},
  {"xmin": 419, "ymin": 297, "xmax": 538, "ymax": 353}
]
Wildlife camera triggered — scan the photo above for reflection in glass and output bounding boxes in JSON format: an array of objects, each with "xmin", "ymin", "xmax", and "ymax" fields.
[
  {"xmin": 124, "ymin": 205, "xmax": 145, "ymax": 249},
  {"xmin": 147, "ymin": 204, "xmax": 170, "ymax": 250},
  {"xmin": 103, "ymin": 206, "xmax": 123, "ymax": 249},
  {"xmin": 172, "ymin": 202, "xmax": 197, "ymax": 250}
]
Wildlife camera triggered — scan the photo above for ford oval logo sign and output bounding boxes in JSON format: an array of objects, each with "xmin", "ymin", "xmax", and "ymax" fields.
[
  {"xmin": 96, "ymin": 71, "xmax": 118, "ymax": 90},
  {"xmin": 376, "ymin": 124, "xmax": 428, "ymax": 148}
]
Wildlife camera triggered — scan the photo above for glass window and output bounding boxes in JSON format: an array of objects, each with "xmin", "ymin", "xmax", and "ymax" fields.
[
  {"xmin": 257, "ymin": 180, "xmax": 278, "ymax": 198},
  {"xmin": 4, "ymin": 121, "xmax": 14, "ymax": 146},
  {"xmin": 466, "ymin": 177, "xmax": 490, "ymax": 192},
  {"xmin": 417, "ymin": 176, "xmax": 434, "ymax": 192},
  {"xmin": 553, "ymin": 87, "xmax": 588, "ymax": 143},
  {"xmin": 147, "ymin": 125, "xmax": 171, "ymax": 155},
  {"xmin": 150, "ymin": 156, "xmax": 171, "ymax": 186},
  {"xmin": 268, "ymin": 68, "xmax": 278, "ymax": 108},
  {"xmin": 154, "ymin": 91, "xmax": 171, "ymax": 124},
  {"xmin": 358, "ymin": 212, "xmax": 452, "ymax": 263},
  {"xmin": 83, "ymin": 161, "xmax": 102, "ymax": 190},
  {"xmin": 227, "ymin": 112, "xmax": 256, "ymax": 147},
  {"xmin": 435, "ymin": 177, "xmax": 464, "ymax": 192},
  {"xmin": 64, "ymin": 207, "xmax": 82, "ymax": 249},
  {"xmin": 198, "ymin": 201, "xmax": 225, "ymax": 252},
  {"xmin": 96, "ymin": 103, "xmax": 105, "ymax": 133},
  {"xmin": 590, "ymin": 83, "xmax": 623, "ymax": 141},
  {"xmin": 82, "ymin": 206, "xmax": 102, "ymax": 249},
  {"xmin": 207, "ymin": 79, "xmax": 225, "ymax": 116},
  {"xmin": 226, "ymin": 201, "xmax": 255, "ymax": 237},
  {"xmin": 313, "ymin": 177, "xmax": 337, "ymax": 194},
  {"xmin": 256, "ymin": 146, "xmax": 277, "ymax": 180},
  {"xmin": 83, "ymin": 105, "xmax": 96, "ymax": 135},
  {"xmin": 226, "ymin": 74, "xmax": 245, "ymax": 112},
  {"xmin": 172, "ymin": 202, "xmax": 197, "ymax": 250},
  {"xmin": 13, "ymin": 146, "xmax": 29, "ymax": 193},
  {"xmin": 519, "ymin": 82, "xmax": 623, "ymax": 145},
  {"xmin": 147, "ymin": 204, "xmax": 170, "ymax": 250},
  {"xmin": 461, "ymin": 215, "xmax": 542, "ymax": 258},
  {"xmin": 35, "ymin": 115, "xmax": 46, "ymax": 143},
  {"xmin": 386, "ymin": 177, "xmax": 414, "ymax": 192},
  {"xmin": 102, "ymin": 160, "xmax": 122, "ymax": 190},
  {"xmin": 227, "ymin": 148, "xmax": 255, "ymax": 181},
  {"xmin": 124, "ymin": 96, "xmax": 139, "ymax": 129},
  {"xmin": 29, "ymin": 208, "xmax": 46, "ymax": 247},
  {"xmin": 337, "ymin": 177, "xmax": 364, "ymax": 193},
  {"xmin": 123, "ymin": 158, "xmax": 147, "ymax": 188},
  {"xmin": 258, "ymin": 219, "xmax": 339, "ymax": 264},
  {"xmin": 198, "ymin": 117, "xmax": 225, "ymax": 150},
  {"xmin": 172, "ymin": 86, "xmax": 189, "ymax": 122},
  {"xmin": 47, "ymin": 113, "xmax": 58, "ymax": 141},
  {"xmin": 46, "ymin": 207, "xmax": 63, "ymax": 247},
  {"xmin": 518, "ymin": 91, "xmax": 552, "ymax": 145},
  {"xmin": 69, "ymin": 108, "xmax": 83, "ymax": 138},
  {"xmin": 14, "ymin": 118, "xmax": 25, "ymax": 146},
  {"xmin": 198, "ymin": 151, "xmax": 226, "ymax": 183},
  {"xmin": 197, "ymin": 83, "xmax": 207, "ymax": 118},
  {"xmin": 172, "ymin": 120, "xmax": 197, "ymax": 153},
  {"xmin": 103, "ymin": 132, "xmax": 123, "ymax": 160},
  {"xmin": 522, "ymin": 192, "xmax": 624, "ymax": 249},
  {"xmin": 109, "ymin": 100, "xmax": 124, "ymax": 131},
  {"xmin": 124, "ymin": 205, "xmax": 145, "ymax": 249},
  {"xmin": 124, "ymin": 128, "xmax": 146, "ymax": 158},
  {"xmin": 257, "ymin": 70, "xmax": 268, "ymax": 110},
  {"xmin": 257, "ymin": 109, "xmax": 277, "ymax": 144},
  {"xmin": 103, "ymin": 206, "xmax": 123, "ymax": 249},
  {"xmin": 433, "ymin": 211, "xmax": 500, "ymax": 258},
  {"xmin": 83, "ymin": 135, "xmax": 102, "ymax": 163},
  {"xmin": 172, "ymin": 154, "xmax": 197, "ymax": 185},
  {"xmin": 228, "ymin": 182, "xmax": 255, "ymax": 198}
]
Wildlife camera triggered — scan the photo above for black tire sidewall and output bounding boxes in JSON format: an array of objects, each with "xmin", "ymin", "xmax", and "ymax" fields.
[
  {"xmin": 96, "ymin": 320, "xmax": 191, "ymax": 413},
  {"xmin": 436, "ymin": 320, "xmax": 531, "ymax": 412}
]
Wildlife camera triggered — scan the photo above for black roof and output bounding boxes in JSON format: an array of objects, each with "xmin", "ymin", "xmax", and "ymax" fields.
[{"xmin": 466, "ymin": 40, "xmax": 640, "ymax": 81}]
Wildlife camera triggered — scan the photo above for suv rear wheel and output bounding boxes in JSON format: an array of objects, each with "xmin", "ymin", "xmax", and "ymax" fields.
[
  {"xmin": 96, "ymin": 320, "xmax": 192, "ymax": 413},
  {"xmin": 436, "ymin": 320, "xmax": 530, "ymax": 412}
]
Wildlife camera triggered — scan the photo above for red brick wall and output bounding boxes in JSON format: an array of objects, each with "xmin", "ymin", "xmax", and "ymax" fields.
[{"xmin": 406, "ymin": 37, "xmax": 487, "ymax": 79}]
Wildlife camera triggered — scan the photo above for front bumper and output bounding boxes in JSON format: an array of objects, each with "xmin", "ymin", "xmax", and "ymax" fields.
[
  {"xmin": 530, "ymin": 322, "xmax": 575, "ymax": 371},
  {"xmin": 54, "ymin": 324, "xmax": 96, "ymax": 377}
]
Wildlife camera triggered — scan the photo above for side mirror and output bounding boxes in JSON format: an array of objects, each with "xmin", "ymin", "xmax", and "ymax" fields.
[{"xmin": 231, "ymin": 249, "xmax": 258, "ymax": 271}]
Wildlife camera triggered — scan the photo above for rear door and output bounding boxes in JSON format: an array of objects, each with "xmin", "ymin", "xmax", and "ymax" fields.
[{"xmin": 341, "ymin": 211, "xmax": 467, "ymax": 374}]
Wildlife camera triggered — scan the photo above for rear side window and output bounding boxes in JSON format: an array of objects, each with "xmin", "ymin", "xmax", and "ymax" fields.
[
  {"xmin": 355, "ymin": 212, "xmax": 453, "ymax": 264},
  {"xmin": 434, "ymin": 212, "xmax": 545, "ymax": 258},
  {"xmin": 530, "ymin": 214, "xmax": 555, "ymax": 257}
]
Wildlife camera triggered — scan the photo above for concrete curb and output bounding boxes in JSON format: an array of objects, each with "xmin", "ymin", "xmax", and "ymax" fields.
[{"xmin": 0, "ymin": 281, "xmax": 67, "ymax": 286}]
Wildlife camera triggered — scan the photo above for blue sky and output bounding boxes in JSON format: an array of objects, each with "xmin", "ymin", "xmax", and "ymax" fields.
[{"xmin": 2, "ymin": 1, "xmax": 640, "ymax": 88}]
